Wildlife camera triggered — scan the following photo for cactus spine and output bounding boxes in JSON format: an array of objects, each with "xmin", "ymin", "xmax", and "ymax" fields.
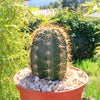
[{"xmin": 30, "ymin": 25, "xmax": 71, "ymax": 80}]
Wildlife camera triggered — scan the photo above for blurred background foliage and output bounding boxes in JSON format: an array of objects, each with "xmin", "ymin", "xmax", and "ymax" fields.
[
  {"xmin": 39, "ymin": 1, "xmax": 60, "ymax": 9},
  {"xmin": 0, "ymin": 0, "xmax": 100, "ymax": 100},
  {"xmin": 0, "ymin": 0, "xmax": 36, "ymax": 99},
  {"xmin": 61, "ymin": 0, "xmax": 87, "ymax": 10},
  {"xmin": 52, "ymin": 7, "xmax": 100, "ymax": 61}
]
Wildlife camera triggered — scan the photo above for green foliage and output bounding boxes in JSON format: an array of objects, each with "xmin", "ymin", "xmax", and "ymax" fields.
[
  {"xmin": 26, "ymin": 14, "xmax": 60, "ymax": 33},
  {"xmin": 0, "ymin": 0, "xmax": 36, "ymax": 99},
  {"xmin": 30, "ymin": 25, "xmax": 71, "ymax": 80},
  {"xmin": 84, "ymin": 82, "xmax": 100, "ymax": 100},
  {"xmin": 62, "ymin": 0, "xmax": 86, "ymax": 9},
  {"xmin": 39, "ymin": 1, "xmax": 60, "ymax": 9},
  {"xmin": 0, "ymin": 0, "xmax": 100, "ymax": 99},
  {"xmin": 52, "ymin": 8, "xmax": 99, "ymax": 61},
  {"xmin": 72, "ymin": 59, "xmax": 100, "ymax": 75},
  {"xmin": 94, "ymin": 24, "xmax": 100, "ymax": 58},
  {"xmin": 72, "ymin": 59, "xmax": 100, "ymax": 100},
  {"xmin": 82, "ymin": 0, "xmax": 100, "ymax": 58},
  {"xmin": 82, "ymin": 0, "xmax": 100, "ymax": 15}
]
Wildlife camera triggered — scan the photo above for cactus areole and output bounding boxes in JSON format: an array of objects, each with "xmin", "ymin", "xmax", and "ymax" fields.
[{"xmin": 30, "ymin": 25, "xmax": 71, "ymax": 80}]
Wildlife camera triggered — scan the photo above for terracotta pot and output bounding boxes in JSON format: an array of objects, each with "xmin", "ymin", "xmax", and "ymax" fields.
[{"xmin": 14, "ymin": 66, "xmax": 88, "ymax": 100}]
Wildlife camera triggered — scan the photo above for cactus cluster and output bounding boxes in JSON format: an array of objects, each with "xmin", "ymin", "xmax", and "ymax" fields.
[{"xmin": 30, "ymin": 25, "xmax": 71, "ymax": 80}]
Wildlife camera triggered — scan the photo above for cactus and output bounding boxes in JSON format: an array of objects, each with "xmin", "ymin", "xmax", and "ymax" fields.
[{"xmin": 30, "ymin": 25, "xmax": 71, "ymax": 80}]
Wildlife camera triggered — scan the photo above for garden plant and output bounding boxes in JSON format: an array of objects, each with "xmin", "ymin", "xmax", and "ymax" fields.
[
  {"xmin": 1, "ymin": 0, "xmax": 100, "ymax": 100},
  {"xmin": 30, "ymin": 25, "xmax": 71, "ymax": 80},
  {"xmin": 14, "ymin": 24, "xmax": 88, "ymax": 100}
]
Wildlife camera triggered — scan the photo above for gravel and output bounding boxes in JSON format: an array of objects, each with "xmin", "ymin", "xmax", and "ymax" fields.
[{"xmin": 15, "ymin": 67, "xmax": 88, "ymax": 92}]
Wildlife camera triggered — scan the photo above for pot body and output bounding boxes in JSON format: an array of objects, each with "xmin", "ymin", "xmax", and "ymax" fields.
[{"xmin": 14, "ymin": 66, "xmax": 88, "ymax": 100}]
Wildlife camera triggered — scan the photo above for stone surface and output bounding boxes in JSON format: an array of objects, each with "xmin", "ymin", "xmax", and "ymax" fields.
[
  {"xmin": 16, "ymin": 67, "xmax": 88, "ymax": 92},
  {"xmin": 42, "ymin": 85, "xmax": 48, "ymax": 92},
  {"xmin": 47, "ymin": 86, "xmax": 52, "ymax": 92}
]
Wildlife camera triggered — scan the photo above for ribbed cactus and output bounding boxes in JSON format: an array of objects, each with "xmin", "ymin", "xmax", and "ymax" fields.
[{"xmin": 30, "ymin": 25, "xmax": 71, "ymax": 80}]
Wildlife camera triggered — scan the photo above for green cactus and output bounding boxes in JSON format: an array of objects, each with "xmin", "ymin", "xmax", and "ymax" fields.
[{"xmin": 30, "ymin": 25, "xmax": 71, "ymax": 80}]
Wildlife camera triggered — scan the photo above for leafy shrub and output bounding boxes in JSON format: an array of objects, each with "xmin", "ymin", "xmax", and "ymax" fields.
[
  {"xmin": 94, "ymin": 25, "xmax": 100, "ymax": 58},
  {"xmin": 82, "ymin": 0, "xmax": 100, "ymax": 59},
  {"xmin": 0, "ymin": 0, "xmax": 34, "ymax": 99},
  {"xmin": 40, "ymin": 1, "xmax": 60, "ymax": 9},
  {"xmin": 52, "ymin": 8, "xmax": 99, "ymax": 61},
  {"xmin": 62, "ymin": 0, "xmax": 86, "ymax": 10},
  {"xmin": 28, "ymin": 18, "xmax": 42, "ymax": 32}
]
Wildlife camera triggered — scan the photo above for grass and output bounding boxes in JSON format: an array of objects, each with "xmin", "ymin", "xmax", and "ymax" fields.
[{"xmin": 72, "ymin": 59, "xmax": 100, "ymax": 100}]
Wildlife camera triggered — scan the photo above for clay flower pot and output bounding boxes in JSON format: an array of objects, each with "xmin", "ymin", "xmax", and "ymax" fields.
[{"xmin": 14, "ymin": 66, "xmax": 88, "ymax": 100}]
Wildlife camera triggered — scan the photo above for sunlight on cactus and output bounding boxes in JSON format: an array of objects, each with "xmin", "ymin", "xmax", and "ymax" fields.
[{"xmin": 30, "ymin": 25, "xmax": 71, "ymax": 80}]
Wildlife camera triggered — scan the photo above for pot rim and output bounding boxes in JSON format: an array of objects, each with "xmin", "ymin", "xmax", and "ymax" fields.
[{"xmin": 14, "ymin": 66, "xmax": 88, "ymax": 94}]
